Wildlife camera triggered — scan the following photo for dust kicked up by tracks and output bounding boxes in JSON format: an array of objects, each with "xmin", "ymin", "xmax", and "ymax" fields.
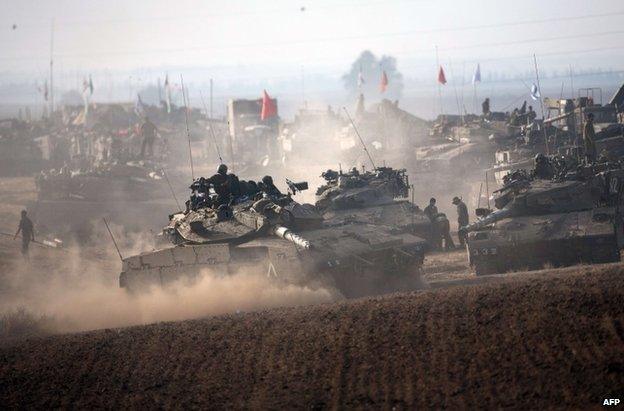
[{"xmin": 1, "ymin": 263, "xmax": 623, "ymax": 409}]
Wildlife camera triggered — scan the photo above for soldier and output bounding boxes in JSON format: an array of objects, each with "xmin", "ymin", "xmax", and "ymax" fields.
[
  {"xmin": 14, "ymin": 210, "xmax": 34, "ymax": 259},
  {"xmin": 533, "ymin": 153, "xmax": 554, "ymax": 180},
  {"xmin": 436, "ymin": 213, "xmax": 455, "ymax": 251},
  {"xmin": 261, "ymin": 175, "xmax": 283, "ymax": 198},
  {"xmin": 206, "ymin": 164, "xmax": 232, "ymax": 206},
  {"xmin": 527, "ymin": 106, "xmax": 537, "ymax": 123},
  {"xmin": 482, "ymin": 98, "xmax": 490, "ymax": 116},
  {"xmin": 583, "ymin": 112, "xmax": 597, "ymax": 163},
  {"xmin": 453, "ymin": 196, "xmax": 469, "ymax": 247},
  {"xmin": 423, "ymin": 198, "xmax": 438, "ymax": 221},
  {"xmin": 140, "ymin": 116, "xmax": 158, "ymax": 158}
]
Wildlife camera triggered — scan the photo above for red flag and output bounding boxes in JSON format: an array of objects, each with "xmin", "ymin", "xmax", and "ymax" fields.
[
  {"xmin": 379, "ymin": 70, "xmax": 388, "ymax": 93},
  {"xmin": 260, "ymin": 90, "xmax": 277, "ymax": 120},
  {"xmin": 437, "ymin": 66, "xmax": 447, "ymax": 85}
]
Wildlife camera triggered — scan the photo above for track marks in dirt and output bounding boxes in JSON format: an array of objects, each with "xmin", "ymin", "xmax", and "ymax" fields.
[{"xmin": 1, "ymin": 265, "xmax": 624, "ymax": 408}]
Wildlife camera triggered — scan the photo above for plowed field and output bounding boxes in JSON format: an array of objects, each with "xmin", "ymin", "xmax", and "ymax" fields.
[{"xmin": 1, "ymin": 264, "xmax": 623, "ymax": 409}]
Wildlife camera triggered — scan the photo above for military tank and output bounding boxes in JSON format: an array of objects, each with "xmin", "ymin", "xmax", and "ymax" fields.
[
  {"xmin": 119, "ymin": 176, "xmax": 428, "ymax": 298},
  {"xmin": 315, "ymin": 166, "xmax": 436, "ymax": 247},
  {"xmin": 29, "ymin": 159, "xmax": 182, "ymax": 240},
  {"xmin": 462, "ymin": 164, "xmax": 624, "ymax": 275}
]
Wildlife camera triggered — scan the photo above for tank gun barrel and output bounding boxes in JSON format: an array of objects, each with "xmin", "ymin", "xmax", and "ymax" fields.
[
  {"xmin": 272, "ymin": 226, "xmax": 312, "ymax": 249},
  {"xmin": 460, "ymin": 208, "xmax": 513, "ymax": 234},
  {"xmin": 543, "ymin": 111, "xmax": 572, "ymax": 125}
]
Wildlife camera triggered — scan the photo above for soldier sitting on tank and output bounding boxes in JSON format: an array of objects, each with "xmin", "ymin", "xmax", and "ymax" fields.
[
  {"xmin": 205, "ymin": 164, "xmax": 232, "ymax": 206},
  {"xmin": 321, "ymin": 169, "xmax": 339, "ymax": 182},
  {"xmin": 260, "ymin": 175, "xmax": 283, "ymax": 199},
  {"xmin": 532, "ymin": 153, "xmax": 554, "ymax": 180}
]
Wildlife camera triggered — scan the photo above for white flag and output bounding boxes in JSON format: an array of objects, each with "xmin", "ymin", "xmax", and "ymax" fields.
[
  {"xmin": 472, "ymin": 64, "xmax": 481, "ymax": 85},
  {"xmin": 357, "ymin": 65, "xmax": 365, "ymax": 88},
  {"xmin": 530, "ymin": 83, "xmax": 541, "ymax": 101}
]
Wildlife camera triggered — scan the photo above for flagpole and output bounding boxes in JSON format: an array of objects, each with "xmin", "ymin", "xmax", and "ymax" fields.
[
  {"xmin": 49, "ymin": 19, "xmax": 55, "ymax": 114},
  {"xmin": 180, "ymin": 75, "xmax": 195, "ymax": 181},
  {"xmin": 435, "ymin": 45, "xmax": 444, "ymax": 116},
  {"xmin": 533, "ymin": 54, "xmax": 549, "ymax": 155},
  {"xmin": 449, "ymin": 59, "xmax": 462, "ymax": 122},
  {"xmin": 210, "ymin": 78, "xmax": 213, "ymax": 119}
]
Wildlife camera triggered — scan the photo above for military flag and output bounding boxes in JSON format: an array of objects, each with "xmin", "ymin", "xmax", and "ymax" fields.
[
  {"xmin": 357, "ymin": 65, "xmax": 365, "ymax": 89},
  {"xmin": 472, "ymin": 64, "xmax": 481, "ymax": 85},
  {"xmin": 260, "ymin": 90, "xmax": 277, "ymax": 120},
  {"xmin": 437, "ymin": 66, "xmax": 447, "ymax": 85},
  {"xmin": 379, "ymin": 70, "xmax": 388, "ymax": 93},
  {"xmin": 135, "ymin": 93, "xmax": 146, "ymax": 116},
  {"xmin": 530, "ymin": 83, "xmax": 541, "ymax": 101}
]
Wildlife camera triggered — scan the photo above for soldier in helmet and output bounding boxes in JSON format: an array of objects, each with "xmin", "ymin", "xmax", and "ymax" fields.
[
  {"xmin": 260, "ymin": 175, "xmax": 283, "ymax": 198},
  {"xmin": 140, "ymin": 116, "xmax": 158, "ymax": 158},
  {"xmin": 205, "ymin": 164, "xmax": 232, "ymax": 206}
]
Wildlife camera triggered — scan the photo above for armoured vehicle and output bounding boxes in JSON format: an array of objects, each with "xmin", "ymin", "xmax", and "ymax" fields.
[
  {"xmin": 462, "ymin": 164, "xmax": 624, "ymax": 275},
  {"xmin": 29, "ymin": 159, "xmax": 181, "ymax": 239},
  {"xmin": 315, "ymin": 166, "xmax": 436, "ymax": 247},
  {"xmin": 119, "ymin": 176, "xmax": 428, "ymax": 298}
]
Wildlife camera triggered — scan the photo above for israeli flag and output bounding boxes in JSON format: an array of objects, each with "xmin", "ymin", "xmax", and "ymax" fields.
[
  {"xmin": 530, "ymin": 83, "xmax": 541, "ymax": 101},
  {"xmin": 472, "ymin": 64, "xmax": 481, "ymax": 85}
]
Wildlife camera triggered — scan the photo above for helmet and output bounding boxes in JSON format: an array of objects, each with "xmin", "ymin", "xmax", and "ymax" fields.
[
  {"xmin": 452, "ymin": 196, "xmax": 461, "ymax": 204},
  {"xmin": 534, "ymin": 153, "xmax": 546, "ymax": 162},
  {"xmin": 429, "ymin": 197, "xmax": 436, "ymax": 204},
  {"xmin": 217, "ymin": 164, "xmax": 228, "ymax": 175},
  {"xmin": 262, "ymin": 175, "xmax": 273, "ymax": 185}
]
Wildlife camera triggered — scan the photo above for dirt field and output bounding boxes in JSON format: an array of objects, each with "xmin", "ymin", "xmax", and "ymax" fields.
[{"xmin": 1, "ymin": 263, "xmax": 623, "ymax": 409}]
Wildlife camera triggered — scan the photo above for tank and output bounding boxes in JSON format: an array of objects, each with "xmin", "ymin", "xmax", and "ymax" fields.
[
  {"xmin": 28, "ymin": 159, "xmax": 182, "ymax": 240},
  {"xmin": 315, "ymin": 166, "xmax": 436, "ymax": 247},
  {"xmin": 119, "ymin": 177, "xmax": 428, "ymax": 298},
  {"xmin": 462, "ymin": 164, "xmax": 624, "ymax": 275}
]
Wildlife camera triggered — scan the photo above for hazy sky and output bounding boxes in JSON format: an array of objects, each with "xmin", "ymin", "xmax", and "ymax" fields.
[{"xmin": 2, "ymin": 0, "xmax": 624, "ymax": 83}]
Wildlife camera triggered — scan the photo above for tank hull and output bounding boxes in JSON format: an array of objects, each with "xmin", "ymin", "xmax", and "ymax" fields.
[
  {"xmin": 120, "ymin": 233, "xmax": 426, "ymax": 299},
  {"xmin": 467, "ymin": 208, "xmax": 620, "ymax": 275}
]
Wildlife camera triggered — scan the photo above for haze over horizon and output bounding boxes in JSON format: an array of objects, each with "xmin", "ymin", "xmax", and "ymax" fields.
[{"xmin": 2, "ymin": 0, "xmax": 624, "ymax": 118}]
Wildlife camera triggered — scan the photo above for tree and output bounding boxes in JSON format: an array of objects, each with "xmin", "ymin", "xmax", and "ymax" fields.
[{"xmin": 342, "ymin": 50, "xmax": 404, "ymax": 101}]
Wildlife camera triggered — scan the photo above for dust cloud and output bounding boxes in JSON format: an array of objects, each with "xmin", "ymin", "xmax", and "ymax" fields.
[{"xmin": 0, "ymin": 227, "xmax": 337, "ymax": 336}]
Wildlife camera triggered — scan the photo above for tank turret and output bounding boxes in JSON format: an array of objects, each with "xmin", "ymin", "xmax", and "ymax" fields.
[
  {"xmin": 120, "ymin": 175, "xmax": 428, "ymax": 298},
  {"xmin": 465, "ymin": 161, "xmax": 624, "ymax": 275}
]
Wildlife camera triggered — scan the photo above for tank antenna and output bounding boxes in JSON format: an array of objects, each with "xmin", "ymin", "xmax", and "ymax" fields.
[
  {"xmin": 343, "ymin": 107, "xmax": 376, "ymax": 170},
  {"xmin": 180, "ymin": 75, "xmax": 195, "ymax": 181},
  {"xmin": 161, "ymin": 167, "xmax": 182, "ymax": 211},
  {"xmin": 199, "ymin": 90, "xmax": 223, "ymax": 164},
  {"xmin": 102, "ymin": 218, "xmax": 123, "ymax": 261}
]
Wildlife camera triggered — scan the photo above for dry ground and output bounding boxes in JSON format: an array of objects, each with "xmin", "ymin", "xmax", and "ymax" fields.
[
  {"xmin": 1, "ymin": 176, "xmax": 623, "ymax": 408},
  {"xmin": 1, "ymin": 264, "xmax": 623, "ymax": 409}
]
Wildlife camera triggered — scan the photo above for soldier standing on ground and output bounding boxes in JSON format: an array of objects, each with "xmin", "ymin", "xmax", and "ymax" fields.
[
  {"xmin": 453, "ymin": 196, "xmax": 469, "ymax": 247},
  {"xmin": 583, "ymin": 113, "xmax": 597, "ymax": 163},
  {"xmin": 14, "ymin": 210, "xmax": 34, "ymax": 260},
  {"xmin": 140, "ymin": 116, "xmax": 158, "ymax": 158},
  {"xmin": 423, "ymin": 198, "xmax": 438, "ymax": 221},
  {"xmin": 482, "ymin": 98, "xmax": 490, "ymax": 117}
]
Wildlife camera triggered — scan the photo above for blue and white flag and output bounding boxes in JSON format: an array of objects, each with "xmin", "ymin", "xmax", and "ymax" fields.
[
  {"xmin": 472, "ymin": 64, "xmax": 481, "ymax": 85},
  {"xmin": 135, "ymin": 93, "xmax": 146, "ymax": 116},
  {"xmin": 530, "ymin": 83, "xmax": 541, "ymax": 101},
  {"xmin": 357, "ymin": 65, "xmax": 365, "ymax": 88}
]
